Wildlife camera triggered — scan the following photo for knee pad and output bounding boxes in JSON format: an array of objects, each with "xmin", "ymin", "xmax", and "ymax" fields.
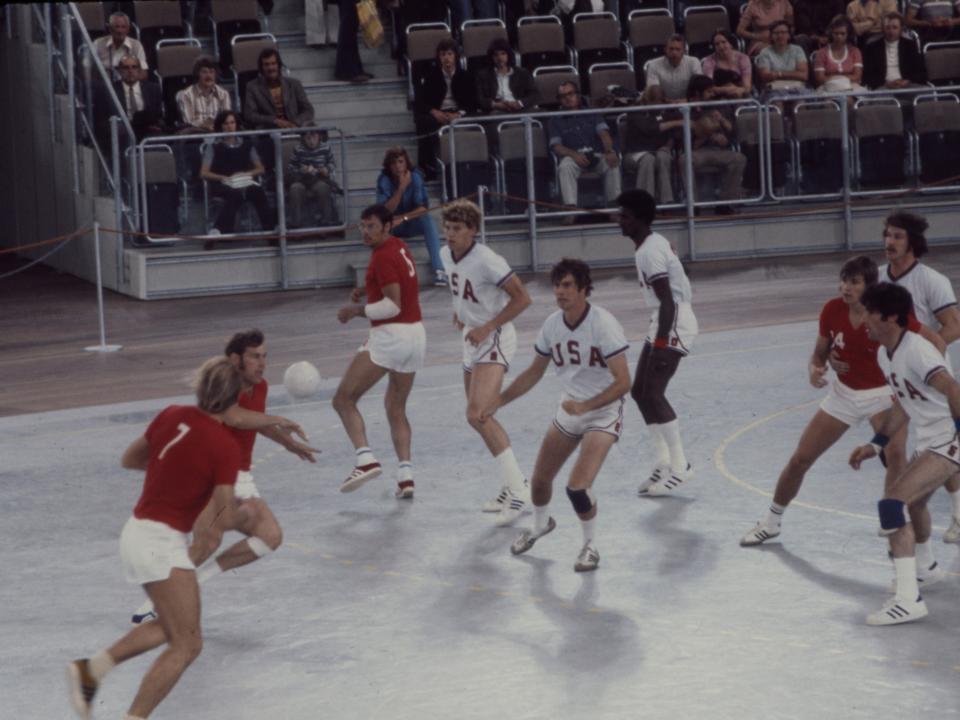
[
  {"xmin": 877, "ymin": 498, "xmax": 908, "ymax": 535},
  {"xmin": 566, "ymin": 486, "xmax": 595, "ymax": 514}
]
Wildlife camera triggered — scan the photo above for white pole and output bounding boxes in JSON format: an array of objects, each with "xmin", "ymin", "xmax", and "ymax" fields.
[{"xmin": 85, "ymin": 222, "xmax": 122, "ymax": 353}]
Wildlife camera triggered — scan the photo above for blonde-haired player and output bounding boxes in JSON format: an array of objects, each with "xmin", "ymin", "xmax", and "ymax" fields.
[{"xmin": 440, "ymin": 199, "xmax": 532, "ymax": 524}]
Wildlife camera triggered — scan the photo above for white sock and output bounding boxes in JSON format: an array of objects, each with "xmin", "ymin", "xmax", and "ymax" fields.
[
  {"xmin": 950, "ymin": 489, "xmax": 960, "ymax": 518},
  {"xmin": 647, "ymin": 424, "xmax": 671, "ymax": 466},
  {"xmin": 658, "ymin": 419, "xmax": 688, "ymax": 472},
  {"xmin": 89, "ymin": 649, "xmax": 115, "ymax": 681},
  {"xmin": 355, "ymin": 447, "xmax": 376, "ymax": 467},
  {"xmin": 197, "ymin": 558, "xmax": 224, "ymax": 584},
  {"xmin": 398, "ymin": 460, "xmax": 414, "ymax": 481},
  {"xmin": 915, "ymin": 540, "xmax": 934, "ymax": 570},
  {"xmin": 893, "ymin": 556, "xmax": 920, "ymax": 601},
  {"xmin": 580, "ymin": 517, "xmax": 595, "ymax": 545},
  {"xmin": 764, "ymin": 502, "xmax": 786, "ymax": 527},
  {"xmin": 496, "ymin": 447, "xmax": 526, "ymax": 495},
  {"xmin": 534, "ymin": 504, "xmax": 550, "ymax": 533}
]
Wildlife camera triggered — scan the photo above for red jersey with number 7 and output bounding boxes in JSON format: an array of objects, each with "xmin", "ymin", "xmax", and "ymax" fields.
[
  {"xmin": 133, "ymin": 405, "xmax": 241, "ymax": 532},
  {"xmin": 365, "ymin": 236, "xmax": 422, "ymax": 326}
]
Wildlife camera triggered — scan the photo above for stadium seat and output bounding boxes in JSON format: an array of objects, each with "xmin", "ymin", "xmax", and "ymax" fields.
[
  {"xmin": 438, "ymin": 124, "xmax": 497, "ymax": 203},
  {"xmin": 912, "ymin": 93, "xmax": 960, "ymax": 185},
  {"xmin": 627, "ymin": 9, "xmax": 675, "ymax": 89},
  {"xmin": 141, "ymin": 144, "xmax": 183, "ymax": 238},
  {"xmin": 793, "ymin": 100, "xmax": 844, "ymax": 195},
  {"xmin": 587, "ymin": 61, "xmax": 636, "ymax": 104},
  {"xmin": 461, "ymin": 18, "xmax": 508, "ymax": 74},
  {"xmin": 211, "ymin": 0, "xmax": 262, "ymax": 75},
  {"xmin": 231, "ymin": 33, "xmax": 277, "ymax": 111},
  {"xmin": 852, "ymin": 97, "xmax": 906, "ymax": 189},
  {"xmin": 923, "ymin": 41, "xmax": 960, "ymax": 87},
  {"xmin": 735, "ymin": 104, "xmax": 787, "ymax": 194},
  {"xmin": 517, "ymin": 15, "xmax": 569, "ymax": 71},
  {"xmin": 154, "ymin": 38, "xmax": 202, "ymax": 127},
  {"xmin": 133, "ymin": 1, "xmax": 187, "ymax": 71},
  {"xmin": 75, "ymin": 1, "xmax": 107, "ymax": 42},
  {"xmin": 405, "ymin": 22, "xmax": 453, "ymax": 104},
  {"xmin": 495, "ymin": 119, "xmax": 553, "ymax": 214},
  {"xmin": 532, "ymin": 65, "xmax": 581, "ymax": 110},
  {"xmin": 571, "ymin": 11, "xmax": 626, "ymax": 81},
  {"xmin": 683, "ymin": 5, "xmax": 729, "ymax": 59}
]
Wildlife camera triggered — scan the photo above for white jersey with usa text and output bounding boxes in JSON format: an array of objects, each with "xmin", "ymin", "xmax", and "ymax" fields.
[
  {"xmin": 441, "ymin": 242, "xmax": 515, "ymax": 329},
  {"xmin": 878, "ymin": 330, "xmax": 955, "ymax": 450},
  {"xmin": 880, "ymin": 261, "xmax": 957, "ymax": 329},
  {"xmin": 534, "ymin": 304, "xmax": 629, "ymax": 401},
  {"xmin": 634, "ymin": 231, "xmax": 692, "ymax": 309}
]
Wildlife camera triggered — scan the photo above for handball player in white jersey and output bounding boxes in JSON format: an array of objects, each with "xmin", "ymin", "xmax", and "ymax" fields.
[
  {"xmin": 850, "ymin": 283, "xmax": 960, "ymax": 625},
  {"xmin": 873, "ymin": 211, "xmax": 960, "ymax": 543},
  {"xmin": 440, "ymin": 199, "xmax": 532, "ymax": 525},
  {"xmin": 487, "ymin": 259, "xmax": 630, "ymax": 571},
  {"xmin": 615, "ymin": 189, "xmax": 698, "ymax": 496}
]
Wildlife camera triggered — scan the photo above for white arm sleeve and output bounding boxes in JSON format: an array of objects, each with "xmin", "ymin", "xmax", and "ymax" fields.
[{"xmin": 364, "ymin": 297, "xmax": 400, "ymax": 320}]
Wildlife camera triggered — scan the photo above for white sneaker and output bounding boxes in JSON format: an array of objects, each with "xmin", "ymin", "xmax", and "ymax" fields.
[
  {"xmin": 495, "ymin": 489, "xmax": 527, "ymax": 527},
  {"xmin": 574, "ymin": 542, "xmax": 600, "ymax": 572},
  {"xmin": 482, "ymin": 487, "xmax": 508, "ymax": 513},
  {"xmin": 131, "ymin": 598, "xmax": 157, "ymax": 624},
  {"xmin": 637, "ymin": 464, "xmax": 667, "ymax": 496},
  {"xmin": 340, "ymin": 462, "xmax": 382, "ymax": 493},
  {"xmin": 943, "ymin": 516, "xmax": 960, "ymax": 543},
  {"xmin": 510, "ymin": 516, "xmax": 557, "ymax": 555},
  {"xmin": 646, "ymin": 463, "xmax": 693, "ymax": 496},
  {"xmin": 740, "ymin": 522, "xmax": 781, "ymax": 547},
  {"xmin": 395, "ymin": 480, "xmax": 414, "ymax": 500},
  {"xmin": 866, "ymin": 594, "xmax": 928, "ymax": 626}
]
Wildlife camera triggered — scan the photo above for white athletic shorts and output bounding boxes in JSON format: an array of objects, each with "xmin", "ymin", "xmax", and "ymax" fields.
[
  {"xmin": 360, "ymin": 321, "xmax": 426, "ymax": 374},
  {"xmin": 553, "ymin": 395, "xmax": 625, "ymax": 441},
  {"xmin": 120, "ymin": 516, "xmax": 194, "ymax": 585},
  {"xmin": 819, "ymin": 381, "xmax": 893, "ymax": 427},
  {"xmin": 919, "ymin": 429, "xmax": 960, "ymax": 464},
  {"xmin": 645, "ymin": 302, "xmax": 698, "ymax": 355},
  {"xmin": 463, "ymin": 322, "xmax": 517, "ymax": 372},
  {"xmin": 235, "ymin": 470, "xmax": 260, "ymax": 499}
]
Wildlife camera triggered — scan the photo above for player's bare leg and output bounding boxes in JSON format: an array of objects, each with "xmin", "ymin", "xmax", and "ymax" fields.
[
  {"xmin": 384, "ymin": 369, "xmax": 416, "ymax": 498},
  {"xmin": 511, "ymin": 425, "xmax": 578, "ymax": 556},
  {"xmin": 741, "ymin": 410, "xmax": 848, "ymax": 546},
  {"xmin": 465, "ymin": 365, "xmax": 528, "ymax": 520},
  {"xmin": 942, "ymin": 471, "xmax": 960, "ymax": 542},
  {"xmin": 200, "ymin": 499, "xmax": 282, "ymax": 572},
  {"xmin": 333, "ymin": 350, "xmax": 389, "ymax": 491},
  {"xmin": 870, "ymin": 452, "xmax": 956, "ymax": 625},
  {"xmin": 567, "ymin": 431, "xmax": 617, "ymax": 571}
]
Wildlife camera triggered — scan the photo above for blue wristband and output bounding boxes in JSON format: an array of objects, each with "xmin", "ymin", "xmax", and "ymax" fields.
[
  {"xmin": 954, "ymin": 418, "xmax": 960, "ymax": 433},
  {"xmin": 871, "ymin": 433, "xmax": 890, "ymax": 448}
]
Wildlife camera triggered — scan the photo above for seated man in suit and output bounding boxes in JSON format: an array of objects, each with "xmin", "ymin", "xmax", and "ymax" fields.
[
  {"xmin": 243, "ymin": 48, "xmax": 315, "ymax": 131},
  {"xmin": 475, "ymin": 37, "xmax": 538, "ymax": 114},
  {"xmin": 413, "ymin": 39, "xmax": 476, "ymax": 179},
  {"xmin": 114, "ymin": 56, "xmax": 164, "ymax": 141},
  {"xmin": 863, "ymin": 12, "xmax": 927, "ymax": 89}
]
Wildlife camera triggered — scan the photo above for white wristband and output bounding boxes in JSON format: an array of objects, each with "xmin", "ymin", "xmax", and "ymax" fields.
[{"xmin": 364, "ymin": 297, "xmax": 400, "ymax": 320}]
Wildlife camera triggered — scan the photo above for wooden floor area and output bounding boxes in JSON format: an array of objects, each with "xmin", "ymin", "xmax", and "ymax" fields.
[{"xmin": 7, "ymin": 244, "xmax": 960, "ymax": 417}]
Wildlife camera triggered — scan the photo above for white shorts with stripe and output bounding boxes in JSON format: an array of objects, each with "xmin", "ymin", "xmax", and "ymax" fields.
[
  {"xmin": 819, "ymin": 381, "xmax": 893, "ymax": 427},
  {"xmin": 645, "ymin": 302, "xmax": 698, "ymax": 355},
  {"xmin": 120, "ymin": 516, "xmax": 194, "ymax": 585},
  {"xmin": 235, "ymin": 470, "xmax": 260, "ymax": 499},
  {"xmin": 463, "ymin": 322, "xmax": 517, "ymax": 372},
  {"xmin": 553, "ymin": 395, "xmax": 625, "ymax": 441},
  {"xmin": 921, "ymin": 431, "xmax": 960, "ymax": 465},
  {"xmin": 360, "ymin": 321, "xmax": 426, "ymax": 374}
]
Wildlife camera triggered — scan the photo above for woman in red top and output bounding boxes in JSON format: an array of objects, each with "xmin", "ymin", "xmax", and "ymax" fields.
[
  {"xmin": 67, "ymin": 357, "xmax": 264, "ymax": 720},
  {"xmin": 740, "ymin": 256, "xmax": 945, "ymax": 546}
]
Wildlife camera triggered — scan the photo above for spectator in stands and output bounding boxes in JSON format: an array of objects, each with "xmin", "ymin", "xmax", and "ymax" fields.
[
  {"xmin": 682, "ymin": 75, "xmax": 746, "ymax": 215},
  {"xmin": 621, "ymin": 98, "xmax": 683, "ymax": 204},
  {"xmin": 702, "ymin": 29, "xmax": 754, "ymax": 98},
  {"xmin": 863, "ymin": 12, "xmax": 927, "ymax": 89},
  {"xmin": 814, "ymin": 15, "xmax": 866, "ymax": 95},
  {"xmin": 905, "ymin": 0, "xmax": 960, "ymax": 42},
  {"xmin": 114, "ymin": 57, "xmax": 164, "ymax": 141},
  {"xmin": 176, "ymin": 56, "xmax": 231, "ymax": 133},
  {"xmin": 243, "ymin": 48, "xmax": 315, "ymax": 130},
  {"xmin": 414, "ymin": 39, "xmax": 476, "ymax": 179},
  {"xmin": 756, "ymin": 20, "xmax": 810, "ymax": 100},
  {"xmin": 287, "ymin": 125, "xmax": 340, "ymax": 228},
  {"xmin": 376, "ymin": 146, "xmax": 446, "ymax": 285},
  {"xmin": 94, "ymin": 11, "xmax": 148, "ymax": 75},
  {"xmin": 332, "ymin": 0, "xmax": 373, "ymax": 83},
  {"xmin": 794, "ymin": 0, "xmax": 847, "ymax": 53},
  {"xmin": 737, "ymin": 0, "xmax": 795, "ymax": 55},
  {"xmin": 475, "ymin": 37, "xmax": 538, "ymax": 114},
  {"xmin": 548, "ymin": 80, "xmax": 621, "ymax": 222},
  {"xmin": 200, "ymin": 110, "xmax": 276, "ymax": 244},
  {"xmin": 847, "ymin": 0, "xmax": 898, "ymax": 45},
  {"xmin": 644, "ymin": 35, "xmax": 703, "ymax": 104}
]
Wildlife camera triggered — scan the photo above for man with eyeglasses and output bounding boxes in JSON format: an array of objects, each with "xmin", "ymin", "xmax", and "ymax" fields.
[
  {"xmin": 112, "ymin": 57, "xmax": 164, "ymax": 141},
  {"xmin": 548, "ymin": 81, "xmax": 621, "ymax": 223}
]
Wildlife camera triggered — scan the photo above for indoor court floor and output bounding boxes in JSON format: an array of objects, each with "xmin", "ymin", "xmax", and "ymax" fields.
[{"xmin": 4, "ymin": 250, "xmax": 960, "ymax": 719}]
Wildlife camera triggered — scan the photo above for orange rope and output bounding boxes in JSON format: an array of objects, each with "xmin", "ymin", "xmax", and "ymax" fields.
[{"xmin": 0, "ymin": 226, "xmax": 94, "ymax": 256}]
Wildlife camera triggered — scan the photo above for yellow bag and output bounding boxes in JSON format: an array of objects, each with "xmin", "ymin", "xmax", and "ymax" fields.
[{"xmin": 356, "ymin": 0, "xmax": 384, "ymax": 49}]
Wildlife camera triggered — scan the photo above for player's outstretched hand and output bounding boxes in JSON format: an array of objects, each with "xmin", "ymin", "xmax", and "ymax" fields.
[
  {"xmin": 827, "ymin": 349, "xmax": 849, "ymax": 375},
  {"xmin": 283, "ymin": 437, "xmax": 321, "ymax": 463},
  {"xmin": 561, "ymin": 398, "xmax": 587, "ymax": 416},
  {"xmin": 273, "ymin": 417, "xmax": 308, "ymax": 441},
  {"xmin": 466, "ymin": 323, "xmax": 492, "ymax": 347},
  {"xmin": 849, "ymin": 443, "xmax": 876, "ymax": 470},
  {"xmin": 808, "ymin": 362, "xmax": 828, "ymax": 388},
  {"xmin": 337, "ymin": 305, "xmax": 359, "ymax": 324}
]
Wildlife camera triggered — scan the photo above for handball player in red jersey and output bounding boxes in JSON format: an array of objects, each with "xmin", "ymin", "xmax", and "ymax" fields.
[
  {"xmin": 334, "ymin": 204, "xmax": 426, "ymax": 498},
  {"xmin": 67, "ymin": 357, "xmax": 296, "ymax": 720}
]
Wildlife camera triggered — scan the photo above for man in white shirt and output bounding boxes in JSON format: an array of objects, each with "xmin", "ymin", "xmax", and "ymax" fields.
[
  {"xmin": 863, "ymin": 12, "xmax": 927, "ymax": 89},
  {"xmin": 176, "ymin": 56, "xmax": 232, "ymax": 133},
  {"xmin": 94, "ymin": 12, "xmax": 148, "ymax": 76},
  {"xmin": 644, "ymin": 35, "xmax": 703, "ymax": 104}
]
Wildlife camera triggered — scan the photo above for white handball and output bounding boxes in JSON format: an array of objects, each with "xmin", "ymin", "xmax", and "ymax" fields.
[{"xmin": 283, "ymin": 361, "xmax": 321, "ymax": 399}]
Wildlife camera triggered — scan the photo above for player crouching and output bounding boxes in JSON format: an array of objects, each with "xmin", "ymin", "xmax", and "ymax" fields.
[{"xmin": 484, "ymin": 259, "xmax": 631, "ymax": 571}]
